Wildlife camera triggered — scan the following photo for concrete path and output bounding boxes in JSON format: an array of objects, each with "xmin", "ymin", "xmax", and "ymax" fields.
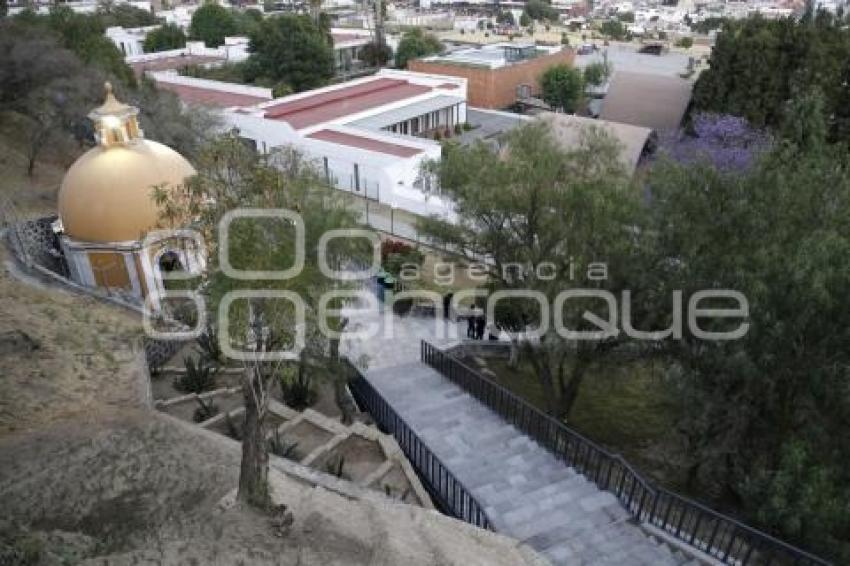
[{"xmin": 342, "ymin": 303, "xmax": 697, "ymax": 565}]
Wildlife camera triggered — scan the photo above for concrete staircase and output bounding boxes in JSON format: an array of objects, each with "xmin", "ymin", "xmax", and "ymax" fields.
[{"xmin": 365, "ymin": 361, "xmax": 701, "ymax": 565}]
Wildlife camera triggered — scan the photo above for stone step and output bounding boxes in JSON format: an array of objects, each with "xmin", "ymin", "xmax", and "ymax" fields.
[{"xmin": 361, "ymin": 360, "xmax": 683, "ymax": 565}]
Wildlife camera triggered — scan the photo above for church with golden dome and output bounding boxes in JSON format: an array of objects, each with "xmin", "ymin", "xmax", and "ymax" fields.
[{"xmin": 57, "ymin": 83, "xmax": 204, "ymax": 309}]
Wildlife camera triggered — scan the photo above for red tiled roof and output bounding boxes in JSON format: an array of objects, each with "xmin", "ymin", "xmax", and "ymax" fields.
[
  {"xmin": 131, "ymin": 55, "xmax": 225, "ymax": 75},
  {"xmin": 263, "ymin": 78, "xmax": 432, "ymax": 129},
  {"xmin": 332, "ymin": 33, "xmax": 364, "ymax": 44},
  {"xmin": 155, "ymin": 81, "xmax": 271, "ymax": 108},
  {"xmin": 307, "ymin": 129, "xmax": 423, "ymax": 158}
]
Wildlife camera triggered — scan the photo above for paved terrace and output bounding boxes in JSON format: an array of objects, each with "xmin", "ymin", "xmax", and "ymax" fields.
[{"xmin": 341, "ymin": 302, "xmax": 698, "ymax": 565}]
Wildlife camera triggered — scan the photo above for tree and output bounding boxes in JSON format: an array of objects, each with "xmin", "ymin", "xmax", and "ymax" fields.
[
  {"xmin": 692, "ymin": 10, "xmax": 850, "ymax": 143},
  {"xmin": 495, "ymin": 10, "xmax": 515, "ymax": 26},
  {"xmin": 540, "ymin": 64, "xmax": 584, "ymax": 113},
  {"xmin": 360, "ymin": 41, "xmax": 392, "ymax": 67},
  {"xmin": 154, "ymin": 136, "xmax": 367, "ymax": 509},
  {"xmin": 582, "ymin": 60, "xmax": 611, "ymax": 86},
  {"xmin": 675, "ymin": 36, "xmax": 693, "ymax": 49},
  {"xmin": 0, "ymin": 17, "xmax": 216, "ymax": 172},
  {"xmin": 40, "ymin": 6, "xmax": 136, "ymax": 86},
  {"xmin": 97, "ymin": 2, "xmax": 158, "ymax": 28},
  {"xmin": 656, "ymin": 112, "xmax": 773, "ymax": 172},
  {"xmin": 189, "ymin": 4, "xmax": 237, "ymax": 48},
  {"xmin": 599, "ymin": 19, "xmax": 627, "ymax": 40},
  {"xmin": 523, "ymin": 0, "xmax": 558, "ymax": 22},
  {"xmin": 0, "ymin": 21, "xmax": 102, "ymax": 174},
  {"xmin": 419, "ymin": 123, "xmax": 646, "ymax": 419},
  {"xmin": 143, "ymin": 23, "xmax": 186, "ymax": 53},
  {"xmin": 646, "ymin": 100, "xmax": 850, "ymax": 561},
  {"xmin": 617, "ymin": 11, "xmax": 635, "ymax": 23},
  {"xmin": 394, "ymin": 28, "xmax": 443, "ymax": 68},
  {"xmin": 519, "ymin": 12, "xmax": 531, "ymax": 27},
  {"xmin": 245, "ymin": 14, "xmax": 333, "ymax": 92},
  {"xmin": 234, "ymin": 7, "xmax": 263, "ymax": 37}
]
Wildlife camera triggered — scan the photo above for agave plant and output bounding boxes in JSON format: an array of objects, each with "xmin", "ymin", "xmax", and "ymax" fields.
[
  {"xmin": 279, "ymin": 365, "xmax": 316, "ymax": 410},
  {"xmin": 268, "ymin": 429, "xmax": 299, "ymax": 460},
  {"xmin": 174, "ymin": 356, "xmax": 217, "ymax": 394},
  {"xmin": 196, "ymin": 324, "xmax": 224, "ymax": 366}
]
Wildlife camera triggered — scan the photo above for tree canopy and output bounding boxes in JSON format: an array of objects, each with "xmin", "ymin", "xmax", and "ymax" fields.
[
  {"xmin": 143, "ymin": 23, "xmax": 186, "ymax": 53},
  {"xmin": 419, "ymin": 122, "xmax": 644, "ymax": 418},
  {"xmin": 0, "ymin": 16, "xmax": 216, "ymax": 173},
  {"xmin": 540, "ymin": 64, "xmax": 584, "ymax": 113},
  {"xmin": 582, "ymin": 61, "xmax": 611, "ymax": 87},
  {"xmin": 693, "ymin": 10, "xmax": 850, "ymax": 143},
  {"xmin": 599, "ymin": 19, "xmax": 627, "ymax": 40},
  {"xmin": 646, "ymin": 101, "xmax": 850, "ymax": 561},
  {"xmin": 523, "ymin": 0, "xmax": 559, "ymax": 22},
  {"xmin": 96, "ymin": 2, "xmax": 158, "ymax": 28},
  {"xmin": 245, "ymin": 14, "xmax": 334, "ymax": 92},
  {"xmin": 394, "ymin": 28, "xmax": 443, "ymax": 69},
  {"xmin": 189, "ymin": 3, "xmax": 238, "ymax": 48}
]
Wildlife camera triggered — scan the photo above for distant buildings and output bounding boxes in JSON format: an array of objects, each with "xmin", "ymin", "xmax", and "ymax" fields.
[{"xmin": 409, "ymin": 43, "xmax": 574, "ymax": 109}]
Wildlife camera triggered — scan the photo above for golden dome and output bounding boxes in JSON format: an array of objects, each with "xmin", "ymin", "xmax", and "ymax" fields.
[
  {"xmin": 58, "ymin": 139, "xmax": 196, "ymax": 243},
  {"xmin": 58, "ymin": 83, "xmax": 195, "ymax": 243}
]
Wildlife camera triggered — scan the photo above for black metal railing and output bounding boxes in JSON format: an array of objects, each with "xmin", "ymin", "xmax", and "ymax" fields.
[
  {"xmin": 421, "ymin": 341, "xmax": 831, "ymax": 566},
  {"xmin": 345, "ymin": 360, "xmax": 491, "ymax": 530}
]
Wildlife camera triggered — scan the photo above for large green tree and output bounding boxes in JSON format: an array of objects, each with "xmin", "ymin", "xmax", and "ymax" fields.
[
  {"xmin": 394, "ymin": 28, "xmax": 443, "ymax": 69},
  {"xmin": 143, "ymin": 23, "xmax": 186, "ymax": 53},
  {"xmin": 419, "ymin": 122, "xmax": 647, "ymax": 418},
  {"xmin": 693, "ymin": 10, "xmax": 850, "ymax": 143},
  {"xmin": 245, "ymin": 14, "xmax": 334, "ymax": 92},
  {"xmin": 647, "ymin": 97, "xmax": 850, "ymax": 562},
  {"xmin": 0, "ymin": 17, "xmax": 216, "ymax": 172},
  {"xmin": 189, "ymin": 3, "xmax": 238, "ymax": 48},
  {"xmin": 540, "ymin": 64, "xmax": 584, "ymax": 113}
]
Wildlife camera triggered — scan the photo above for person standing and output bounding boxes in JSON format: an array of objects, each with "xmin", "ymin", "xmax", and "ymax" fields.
[{"xmin": 475, "ymin": 309, "xmax": 486, "ymax": 340}]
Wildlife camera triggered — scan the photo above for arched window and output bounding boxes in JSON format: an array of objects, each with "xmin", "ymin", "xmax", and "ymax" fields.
[{"xmin": 158, "ymin": 250, "xmax": 184, "ymax": 273}]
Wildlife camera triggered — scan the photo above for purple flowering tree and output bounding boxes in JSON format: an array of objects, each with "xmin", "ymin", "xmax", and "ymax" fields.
[{"xmin": 657, "ymin": 113, "xmax": 773, "ymax": 172}]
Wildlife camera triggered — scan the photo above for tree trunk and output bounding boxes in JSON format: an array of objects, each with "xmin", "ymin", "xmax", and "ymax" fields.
[
  {"xmin": 238, "ymin": 368, "xmax": 270, "ymax": 509},
  {"xmin": 557, "ymin": 355, "xmax": 590, "ymax": 420},
  {"xmin": 508, "ymin": 336, "xmax": 520, "ymax": 368}
]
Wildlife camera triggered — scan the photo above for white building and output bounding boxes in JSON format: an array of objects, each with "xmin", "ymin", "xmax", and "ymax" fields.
[
  {"xmin": 225, "ymin": 70, "xmax": 468, "ymax": 218},
  {"xmin": 106, "ymin": 25, "xmax": 159, "ymax": 57}
]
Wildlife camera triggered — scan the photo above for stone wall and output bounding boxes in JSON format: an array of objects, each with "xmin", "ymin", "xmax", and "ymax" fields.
[{"xmin": 409, "ymin": 49, "xmax": 575, "ymax": 109}]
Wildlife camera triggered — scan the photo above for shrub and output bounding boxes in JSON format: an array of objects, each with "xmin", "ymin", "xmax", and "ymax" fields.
[
  {"xmin": 268, "ymin": 429, "xmax": 299, "ymax": 459},
  {"xmin": 196, "ymin": 324, "xmax": 224, "ymax": 366},
  {"xmin": 174, "ymin": 356, "xmax": 217, "ymax": 394},
  {"xmin": 463, "ymin": 122, "xmax": 473, "ymax": 131},
  {"xmin": 193, "ymin": 397, "xmax": 219, "ymax": 423},
  {"xmin": 454, "ymin": 123, "xmax": 463, "ymax": 135},
  {"xmin": 279, "ymin": 367, "xmax": 316, "ymax": 410}
]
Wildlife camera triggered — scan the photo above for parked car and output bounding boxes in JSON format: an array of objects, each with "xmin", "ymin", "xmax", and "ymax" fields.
[{"xmin": 638, "ymin": 43, "xmax": 665, "ymax": 55}]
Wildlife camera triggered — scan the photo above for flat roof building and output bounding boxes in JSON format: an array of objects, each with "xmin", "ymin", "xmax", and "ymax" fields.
[
  {"xmin": 224, "ymin": 70, "xmax": 468, "ymax": 218},
  {"xmin": 408, "ymin": 43, "xmax": 575, "ymax": 109}
]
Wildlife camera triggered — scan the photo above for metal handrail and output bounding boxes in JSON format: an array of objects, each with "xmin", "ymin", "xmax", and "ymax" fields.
[
  {"xmin": 345, "ymin": 359, "xmax": 491, "ymax": 530},
  {"xmin": 421, "ymin": 340, "xmax": 831, "ymax": 566}
]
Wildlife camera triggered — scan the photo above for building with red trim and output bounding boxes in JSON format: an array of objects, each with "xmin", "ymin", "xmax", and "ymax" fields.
[{"xmin": 224, "ymin": 70, "xmax": 468, "ymax": 218}]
